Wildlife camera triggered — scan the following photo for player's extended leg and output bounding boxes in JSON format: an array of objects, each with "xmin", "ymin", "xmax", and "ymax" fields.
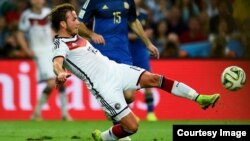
[
  {"xmin": 139, "ymin": 71, "xmax": 220, "ymax": 110},
  {"xmin": 32, "ymin": 79, "xmax": 55, "ymax": 121},
  {"xmin": 58, "ymin": 86, "xmax": 72, "ymax": 121},
  {"xmin": 92, "ymin": 112, "xmax": 138, "ymax": 141}
]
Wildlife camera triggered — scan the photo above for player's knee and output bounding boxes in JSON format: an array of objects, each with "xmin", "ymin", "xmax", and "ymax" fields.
[
  {"xmin": 126, "ymin": 122, "xmax": 139, "ymax": 134},
  {"xmin": 140, "ymin": 72, "xmax": 161, "ymax": 88},
  {"xmin": 150, "ymin": 74, "xmax": 161, "ymax": 87}
]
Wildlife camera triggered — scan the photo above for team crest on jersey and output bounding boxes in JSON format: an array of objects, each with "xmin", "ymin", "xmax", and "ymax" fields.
[
  {"xmin": 102, "ymin": 4, "xmax": 109, "ymax": 10},
  {"xmin": 124, "ymin": 2, "xmax": 129, "ymax": 9}
]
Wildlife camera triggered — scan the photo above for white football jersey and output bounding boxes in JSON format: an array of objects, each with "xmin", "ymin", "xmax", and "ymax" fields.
[
  {"xmin": 53, "ymin": 35, "xmax": 119, "ymax": 92},
  {"xmin": 19, "ymin": 7, "xmax": 53, "ymax": 53}
]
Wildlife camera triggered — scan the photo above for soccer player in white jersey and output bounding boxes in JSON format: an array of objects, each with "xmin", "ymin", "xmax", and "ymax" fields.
[
  {"xmin": 17, "ymin": 0, "xmax": 71, "ymax": 121},
  {"xmin": 50, "ymin": 4, "xmax": 220, "ymax": 141}
]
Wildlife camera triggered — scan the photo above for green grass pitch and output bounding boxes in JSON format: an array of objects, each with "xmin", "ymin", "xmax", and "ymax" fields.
[{"xmin": 0, "ymin": 120, "xmax": 249, "ymax": 141}]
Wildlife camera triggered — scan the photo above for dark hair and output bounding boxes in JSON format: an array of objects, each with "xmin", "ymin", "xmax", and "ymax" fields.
[{"xmin": 49, "ymin": 3, "xmax": 75, "ymax": 31}]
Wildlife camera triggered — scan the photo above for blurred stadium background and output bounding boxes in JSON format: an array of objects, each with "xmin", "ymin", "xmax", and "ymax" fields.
[{"xmin": 0, "ymin": 0, "xmax": 249, "ymax": 140}]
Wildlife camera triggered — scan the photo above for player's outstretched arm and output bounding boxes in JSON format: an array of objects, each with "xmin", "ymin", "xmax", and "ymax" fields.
[{"xmin": 53, "ymin": 57, "xmax": 71, "ymax": 88}]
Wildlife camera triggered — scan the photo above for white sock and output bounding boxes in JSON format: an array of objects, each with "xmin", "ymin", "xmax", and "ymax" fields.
[
  {"xmin": 171, "ymin": 81, "xmax": 199, "ymax": 100},
  {"xmin": 101, "ymin": 128, "xmax": 118, "ymax": 141},
  {"xmin": 34, "ymin": 93, "xmax": 49, "ymax": 116},
  {"xmin": 59, "ymin": 92, "xmax": 68, "ymax": 117}
]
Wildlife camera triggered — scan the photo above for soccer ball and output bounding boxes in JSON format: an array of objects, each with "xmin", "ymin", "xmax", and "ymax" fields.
[{"xmin": 221, "ymin": 66, "xmax": 246, "ymax": 91}]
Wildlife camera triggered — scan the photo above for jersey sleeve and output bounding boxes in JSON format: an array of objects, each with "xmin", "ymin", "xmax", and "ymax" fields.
[
  {"xmin": 52, "ymin": 39, "xmax": 69, "ymax": 61},
  {"xmin": 78, "ymin": 0, "xmax": 95, "ymax": 23},
  {"xmin": 19, "ymin": 11, "xmax": 30, "ymax": 32},
  {"xmin": 128, "ymin": 0, "xmax": 137, "ymax": 22}
]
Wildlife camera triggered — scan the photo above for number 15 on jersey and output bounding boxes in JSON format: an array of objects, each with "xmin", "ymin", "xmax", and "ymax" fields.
[{"xmin": 113, "ymin": 11, "xmax": 121, "ymax": 24}]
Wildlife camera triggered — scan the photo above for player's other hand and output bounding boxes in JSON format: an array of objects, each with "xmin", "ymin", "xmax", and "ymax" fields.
[
  {"xmin": 56, "ymin": 72, "xmax": 71, "ymax": 88},
  {"xmin": 148, "ymin": 44, "xmax": 159, "ymax": 59},
  {"xmin": 90, "ymin": 32, "xmax": 105, "ymax": 45}
]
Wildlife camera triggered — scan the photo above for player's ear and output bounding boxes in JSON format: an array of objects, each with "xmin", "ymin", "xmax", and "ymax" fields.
[{"xmin": 60, "ymin": 21, "xmax": 67, "ymax": 29}]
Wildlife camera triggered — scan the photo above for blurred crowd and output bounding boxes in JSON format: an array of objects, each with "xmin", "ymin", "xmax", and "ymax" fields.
[{"xmin": 0, "ymin": 0, "xmax": 249, "ymax": 59}]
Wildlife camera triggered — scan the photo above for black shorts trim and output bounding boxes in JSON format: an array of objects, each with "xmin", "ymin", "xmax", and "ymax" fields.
[
  {"xmin": 136, "ymin": 70, "xmax": 147, "ymax": 86},
  {"xmin": 111, "ymin": 105, "xmax": 129, "ymax": 120}
]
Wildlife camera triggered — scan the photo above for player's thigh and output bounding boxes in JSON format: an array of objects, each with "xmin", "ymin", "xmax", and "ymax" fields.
[{"xmin": 91, "ymin": 88, "xmax": 131, "ymax": 122}]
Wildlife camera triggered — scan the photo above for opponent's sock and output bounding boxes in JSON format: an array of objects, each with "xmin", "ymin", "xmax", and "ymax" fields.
[
  {"xmin": 59, "ymin": 87, "xmax": 68, "ymax": 118},
  {"xmin": 34, "ymin": 86, "xmax": 52, "ymax": 116},
  {"xmin": 145, "ymin": 92, "xmax": 154, "ymax": 112},
  {"xmin": 101, "ymin": 124, "xmax": 134, "ymax": 140},
  {"xmin": 34, "ymin": 93, "xmax": 49, "ymax": 116},
  {"xmin": 159, "ymin": 76, "xmax": 199, "ymax": 101}
]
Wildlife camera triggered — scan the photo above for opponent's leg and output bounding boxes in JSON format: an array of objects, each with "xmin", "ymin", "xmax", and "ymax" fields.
[
  {"xmin": 58, "ymin": 86, "xmax": 72, "ymax": 121},
  {"xmin": 144, "ymin": 88, "xmax": 157, "ymax": 121},
  {"xmin": 32, "ymin": 79, "xmax": 55, "ymax": 120},
  {"xmin": 139, "ymin": 72, "xmax": 220, "ymax": 110}
]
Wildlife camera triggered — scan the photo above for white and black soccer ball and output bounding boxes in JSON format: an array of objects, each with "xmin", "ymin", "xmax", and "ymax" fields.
[{"xmin": 221, "ymin": 66, "xmax": 246, "ymax": 91}]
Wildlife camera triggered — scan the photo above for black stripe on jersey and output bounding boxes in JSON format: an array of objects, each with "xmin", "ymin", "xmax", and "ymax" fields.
[
  {"xmin": 53, "ymin": 38, "xmax": 60, "ymax": 49},
  {"xmin": 65, "ymin": 59, "xmax": 117, "ymax": 116}
]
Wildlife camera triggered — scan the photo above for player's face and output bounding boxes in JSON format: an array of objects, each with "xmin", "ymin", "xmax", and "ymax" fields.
[
  {"xmin": 65, "ymin": 10, "xmax": 80, "ymax": 36},
  {"xmin": 30, "ymin": 0, "xmax": 45, "ymax": 9}
]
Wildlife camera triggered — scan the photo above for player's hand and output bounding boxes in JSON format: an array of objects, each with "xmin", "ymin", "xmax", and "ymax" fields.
[
  {"xmin": 148, "ymin": 44, "xmax": 159, "ymax": 59},
  {"xmin": 56, "ymin": 72, "xmax": 71, "ymax": 88},
  {"xmin": 90, "ymin": 32, "xmax": 105, "ymax": 45}
]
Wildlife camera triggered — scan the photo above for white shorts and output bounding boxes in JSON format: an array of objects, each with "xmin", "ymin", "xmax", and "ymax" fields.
[
  {"xmin": 91, "ymin": 64, "xmax": 146, "ymax": 121},
  {"xmin": 35, "ymin": 53, "xmax": 55, "ymax": 82}
]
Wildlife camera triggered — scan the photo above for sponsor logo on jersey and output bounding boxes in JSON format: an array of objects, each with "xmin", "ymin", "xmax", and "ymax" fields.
[
  {"xmin": 124, "ymin": 2, "xmax": 129, "ymax": 9},
  {"xmin": 102, "ymin": 4, "xmax": 109, "ymax": 10}
]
